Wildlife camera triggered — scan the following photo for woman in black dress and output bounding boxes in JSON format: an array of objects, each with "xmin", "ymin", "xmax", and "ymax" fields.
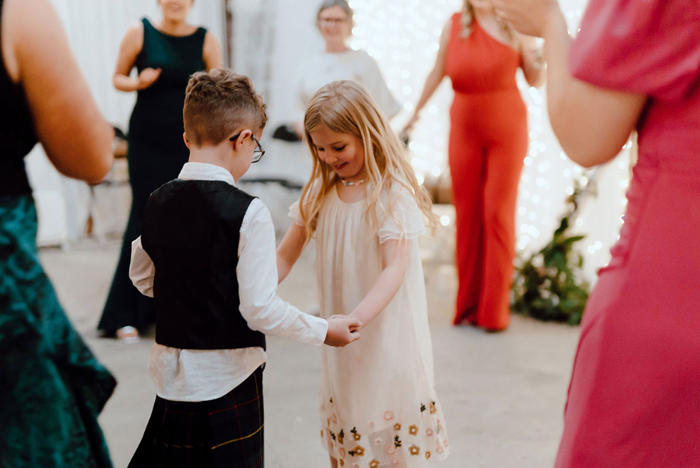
[{"xmin": 98, "ymin": 0, "xmax": 222, "ymax": 341}]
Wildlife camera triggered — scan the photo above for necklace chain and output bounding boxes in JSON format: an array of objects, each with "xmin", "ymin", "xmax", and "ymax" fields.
[{"xmin": 341, "ymin": 179, "xmax": 365, "ymax": 187}]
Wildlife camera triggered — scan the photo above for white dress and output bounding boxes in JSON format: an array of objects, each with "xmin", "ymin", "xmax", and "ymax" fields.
[
  {"xmin": 297, "ymin": 50, "xmax": 402, "ymax": 119},
  {"xmin": 291, "ymin": 184, "xmax": 450, "ymax": 467}
]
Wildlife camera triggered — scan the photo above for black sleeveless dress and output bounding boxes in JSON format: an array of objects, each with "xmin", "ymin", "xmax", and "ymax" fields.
[
  {"xmin": 98, "ymin": 18, "xmax": 207, "ymax": 334},
  {"xmin": 0, "ymin": 0, "xmax": 116, "ymax": 465}
]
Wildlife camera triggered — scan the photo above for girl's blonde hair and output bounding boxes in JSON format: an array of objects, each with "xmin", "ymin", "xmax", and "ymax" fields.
[
  {"xmin": 461, "ymin": 1, "xmax": 514, "ymax": 41},
  {"xmin": 300, "ymin": 80, "xmax": 437, "ymax": 240}
]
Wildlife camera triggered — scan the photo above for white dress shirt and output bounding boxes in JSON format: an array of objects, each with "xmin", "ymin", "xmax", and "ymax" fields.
[{"xmin": 129, "ymin": 162, "xmax": 328, "ymax": 402}]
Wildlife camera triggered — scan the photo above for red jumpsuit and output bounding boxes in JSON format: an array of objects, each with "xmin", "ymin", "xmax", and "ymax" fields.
[{"xmin": 445, "ymin": 13, "xmax": 528, "ymax": 330}]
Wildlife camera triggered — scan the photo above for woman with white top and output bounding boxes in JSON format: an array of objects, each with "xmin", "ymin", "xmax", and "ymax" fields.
[{"xmin": 275, "ymin": 0, "xmax": 401, "ymax": 142}]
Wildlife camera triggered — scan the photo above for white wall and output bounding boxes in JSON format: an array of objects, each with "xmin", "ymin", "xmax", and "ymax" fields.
[{"xmin": 30, "ymin": 0, "xmax": 224, "ymax": 245}]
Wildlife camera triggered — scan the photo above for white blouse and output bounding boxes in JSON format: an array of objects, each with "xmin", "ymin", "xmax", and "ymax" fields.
[{"xmin": 297, "ymin": 49, "xmax": 402, "ymax": 119}]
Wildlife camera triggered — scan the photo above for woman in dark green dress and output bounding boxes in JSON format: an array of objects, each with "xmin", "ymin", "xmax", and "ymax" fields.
[
  {"xmin": 0, "ymin": 0, "xmax": 116, "ymax": 466},
  {"xmin": 98, "ymin": 0, "xmax": 222, "ymax": 341}
]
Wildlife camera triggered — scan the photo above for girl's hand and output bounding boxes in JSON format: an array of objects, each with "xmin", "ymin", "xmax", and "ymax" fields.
[
  {"xmin": 324, "ymin": 316, "xmax": 362, "ymax": 347},
  {"xmin": 329, "ymin": 314, "xmax": 362, "ymax": 332},
  {"xmin": 137, "ymin": 67, "xmax": 161, "ymax": 90},
  {"xmin": 493, "ymin": 0, "xmax": 561, "ymax": 38}
]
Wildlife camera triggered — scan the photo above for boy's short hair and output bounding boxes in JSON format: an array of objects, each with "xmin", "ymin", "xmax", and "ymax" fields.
[{"xmin": 183, "ymin": 69, "xmax": 268, "ymax": 147}]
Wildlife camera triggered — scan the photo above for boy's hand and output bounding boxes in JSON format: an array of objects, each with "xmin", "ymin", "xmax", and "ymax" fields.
[{"xmin": 324, "ymin": 315, "xmax": 362, "ymax": 347}]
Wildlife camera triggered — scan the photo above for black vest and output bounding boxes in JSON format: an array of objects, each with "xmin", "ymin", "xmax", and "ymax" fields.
[{"xmin": 141, "ymin": 179, "xmax": 266, "ymax": 350}]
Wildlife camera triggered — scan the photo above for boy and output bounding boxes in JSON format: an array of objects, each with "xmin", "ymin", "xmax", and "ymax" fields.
[{"xmin": 127, "ymin": 69, "xmax": 360, "ymax": 468}]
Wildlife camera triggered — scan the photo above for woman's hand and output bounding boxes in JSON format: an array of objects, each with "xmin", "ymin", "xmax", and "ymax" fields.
[
  {"xmin": 137, "ymin": 67, "xmax": 161, "ymax": 90},
  {"xmin": 402, "ymin": 112, "xmax": 420, "ymax": 135},
  {"xmin": 493, "ymin": 0, "xmax": 561, "ymax": 38}
]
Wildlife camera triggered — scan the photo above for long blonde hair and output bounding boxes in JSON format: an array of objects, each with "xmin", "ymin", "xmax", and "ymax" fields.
[
  {"xmin": 461, "ymin": 0, "xmax": 514, "ymax": 41},
  {"xmin": 300, "ymin": 80, "xmax": 437, "ymax": 240}
]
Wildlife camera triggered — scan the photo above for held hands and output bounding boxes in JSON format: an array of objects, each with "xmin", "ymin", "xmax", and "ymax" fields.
[
  {"xmin": 324, "ymin": 315, "xmax": 362, "ymax": 347},
  {"xmin": 137, "ymin": 67, "xmax": 162, "ymax": 90},
  {"xmin": 492, "ymin": 0, "xmax": 561, "ymax": 38}
]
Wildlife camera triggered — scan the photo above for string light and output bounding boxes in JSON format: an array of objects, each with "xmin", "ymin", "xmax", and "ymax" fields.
[{"xmin": 348, "ymin": 0, "xmax": 632, "ymax": 281}]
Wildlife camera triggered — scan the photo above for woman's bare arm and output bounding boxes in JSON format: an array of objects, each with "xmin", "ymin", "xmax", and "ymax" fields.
[
  {"xmin": 4, "ymin": 0, "xmax": 113, "ymax": 183},
  {"xmin": 403, "ymin": 19, "xmax": 451, "ymax": 132},
  {"xmin": 495, "ymin": 0, "xmax": 646, "ymax": 167},
  {"xmin": 203, "ymin": 32, "xmax": 223, "ymax": 70},
  {"xmin": 519, "ymin": 34, "xmax": 545, "ymax": 88}
]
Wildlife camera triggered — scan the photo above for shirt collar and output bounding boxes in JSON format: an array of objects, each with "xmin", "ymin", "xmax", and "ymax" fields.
[{"xmin": 178, "ymin": 162, "xmax": 235, "ymax": 186}]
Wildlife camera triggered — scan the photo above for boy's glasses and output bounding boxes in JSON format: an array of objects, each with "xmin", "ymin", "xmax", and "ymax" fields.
[{"xmin": 230, "ymin": 133, "xmax": 265, "ymax": 163}]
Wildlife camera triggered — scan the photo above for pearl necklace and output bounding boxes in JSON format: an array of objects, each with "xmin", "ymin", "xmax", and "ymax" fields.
[{"xmin": 341, "ymin": 179, "xmax": 365, "ymax": 187}]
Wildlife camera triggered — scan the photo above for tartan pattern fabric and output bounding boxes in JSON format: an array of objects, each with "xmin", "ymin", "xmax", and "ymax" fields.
[{"xmin": 129, "ymin": 367, "xmax": 264, "ymax": 468}]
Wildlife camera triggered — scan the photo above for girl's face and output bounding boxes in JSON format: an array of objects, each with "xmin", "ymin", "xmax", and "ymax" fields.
[
  {"xmin": 159, "ymin": 0, "xmax": 193, "ymax": 23},
  {"xmin": 317, "ymin": 6, "xmax": 352, "ymax": 45},
  {"xmin": 309, "ymin": 125, "xmax": 366, "ymax": 181}
]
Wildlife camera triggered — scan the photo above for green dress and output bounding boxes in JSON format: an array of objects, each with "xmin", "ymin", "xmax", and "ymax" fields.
[{"xmin": 0, "ymin": 0, "xmax": 117, "ymax": 465}]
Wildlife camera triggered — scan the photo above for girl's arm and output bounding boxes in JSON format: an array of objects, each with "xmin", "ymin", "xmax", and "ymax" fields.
[
  {"xmin": 276, "ymin": 223, "xmax": 309, "ymax": 284},
  {"xmin": 402, "ymin": 19, "xmax": 451, "ymax": 132},
  {"xmin": 349, "ymin": 239, "xmax": 410, "ymax": 327},
  {"xmin": 203, "ymin": 32, "xmax": 223, "ymax": 70},
  {"xmin": 494, "ymin": 0, "xmax": 646, "ymax": 167},
  {"xmin": 113, "ymin": 23, "xmax": 161, "ymax": 92}
]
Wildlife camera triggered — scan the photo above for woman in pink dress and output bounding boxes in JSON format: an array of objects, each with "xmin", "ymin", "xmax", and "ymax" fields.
[{"xmin": 493, "ymin": 0, "xmax": 700, "ymax": 466}]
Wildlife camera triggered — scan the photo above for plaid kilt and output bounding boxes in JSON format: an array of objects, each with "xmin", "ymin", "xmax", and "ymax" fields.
[{"xmin": 128, "ymin": 366, "xmax": 264, "ymax": 468}]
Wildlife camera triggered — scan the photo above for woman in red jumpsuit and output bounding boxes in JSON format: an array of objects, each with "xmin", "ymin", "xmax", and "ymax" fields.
[
  {"xmin": 495, "ymin": 0, "xmax": 700, "ymax": 465},
  {"xmin": 406, "ymin": 0, "xmax": 544, "ymax": 331}
]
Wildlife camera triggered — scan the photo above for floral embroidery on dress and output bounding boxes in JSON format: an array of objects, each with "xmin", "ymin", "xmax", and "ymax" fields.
[
  {"xmin": 392, "ymin": 457, "xmax": 401, "ymax": 465},
  {"xmin": 384, "ymin": 411, "xmax": 394, "ymax": 421},
  {"xmin": 338, "ymin": 429, "xmax": 345, "ymax": 444},
  {"xmin": 409, "ymin": 425, "xmax": 419, "ymax": 435},
  {"xmin": 444, "ymin": 439, "xmax": 449, "ymax": 447},
  {"xmin": 339, "ymin": 460, "xmax": 345, "ymax": 467},
  {"xmin": 409, "ymin": 445, "xmax": 421, "ymax": 456},
  {"xmin": 430, "ymin": 401, "xmax": 437, "ymax": 414},
  {"xmin": 425, "ymin": 451, "xmax": 432, "ymax": 460},
  {"xmin": 339, "ymin": 448, "xmax": 347, "ymax": 458},
  {"xmin": 420, "ymin": 403, "xmax": 426, "ymax": 413},
  {"xmin": 332, "ymin": 413, "xmax": 338, "ymax": 424},
  {"xmin": 351, "ymin": 427, "xmax": 361, "ymax": 441},
  {"xmin": 394, "ymin": 435, "xmax": 402, "ymax": 448},
  {"xmin": 394, "ymin": 423, "xmax": 402, "ymax": 431},
  {"xmin": 374, "ymin": 437, "xmax": 383, "ymax": 446},
  {"xmin": 369, "ymin": 421, "xmax": 375, "ymax": 428},
  {"xmin": 386, "ymin": 445, "xmax": 396, "ymax": 455},
  {"xmin": 369, "ymin": 460, "xmax": 380, "ymax": 468},
  {"xmin": 348, "ymin": 445, "xmax": 365, "ymax": 457},
  {"xmin": 436, "ymin": 445, "xmax": 444, "ymax": 454},
  {"xmin": 426, "ymin": 428, "xmax": 434, "ymax": 436}
]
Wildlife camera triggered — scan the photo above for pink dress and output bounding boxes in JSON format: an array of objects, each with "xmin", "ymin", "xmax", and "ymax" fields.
[{"xmin": 556, "ymin": 1, "xmax": 700, "ymax": 467}]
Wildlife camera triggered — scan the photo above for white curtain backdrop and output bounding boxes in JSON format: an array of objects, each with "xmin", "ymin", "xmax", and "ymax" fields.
[{"xmin": 29, "ymin": 0, "xmax": 223, "ymax": 245}]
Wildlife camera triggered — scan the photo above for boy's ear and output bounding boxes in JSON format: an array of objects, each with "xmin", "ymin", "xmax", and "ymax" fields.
[
  {"xmin": 231, "ymin": 129, "xmax": 252, "ymax": 151},
  {"xmin": 183, "ymin": 132, "xmax": 190, "ymax": 149}
]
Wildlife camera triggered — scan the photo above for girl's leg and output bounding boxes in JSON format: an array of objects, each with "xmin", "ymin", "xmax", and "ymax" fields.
[{"xmin": 329, "ymin": 455, "xmax": 338, "ymax": 468}]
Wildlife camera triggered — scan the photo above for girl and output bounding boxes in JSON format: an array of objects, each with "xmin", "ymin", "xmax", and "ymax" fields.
[{"xmin": 277, "ymin": 80, "xmax": 449, "ymax": 467}]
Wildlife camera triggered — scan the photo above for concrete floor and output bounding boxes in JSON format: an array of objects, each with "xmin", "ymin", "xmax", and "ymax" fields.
[{"xmin": 40, "ymin": 239, "xmax": 580, "ymax": 468}]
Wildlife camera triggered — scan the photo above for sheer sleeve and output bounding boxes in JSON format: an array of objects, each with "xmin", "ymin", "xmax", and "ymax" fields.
[
  {"xmin": 287, "ymin": 200, "xmax": 304, "ymax": 227},
  {"xmin": 377, "ymin": 187, "xmax": 426, "ymax": 244},
  {"xmin": 569, "ymin": 0, "xmax": 700, "ymax": 101}
]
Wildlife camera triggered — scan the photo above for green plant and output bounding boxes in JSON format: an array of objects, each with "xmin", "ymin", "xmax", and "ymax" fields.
[{"xmin": 510, "ymin": 175, "xmax": 599, "ymax": 325}]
